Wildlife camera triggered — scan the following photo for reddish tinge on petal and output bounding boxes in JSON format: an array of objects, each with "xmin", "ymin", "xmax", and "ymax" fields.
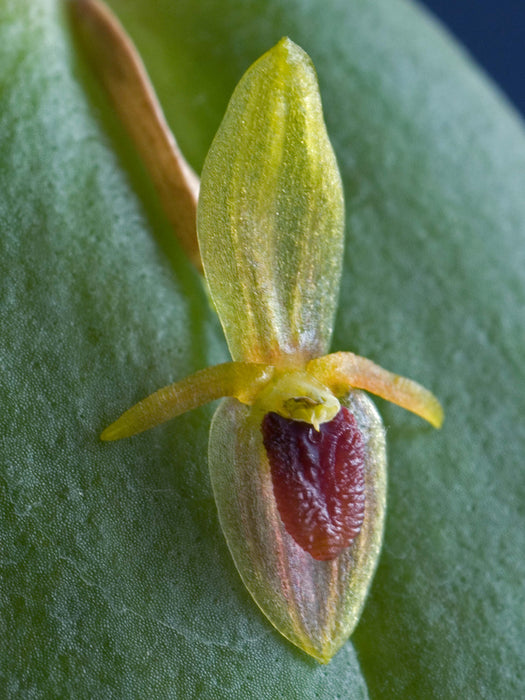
[
  {"xmin": 209, "ymin": 393, "xmax": 386, "ymax": 662},
  {"xmin": 262, "ymin": 407, "xmax": 365, "ymax": 561}
]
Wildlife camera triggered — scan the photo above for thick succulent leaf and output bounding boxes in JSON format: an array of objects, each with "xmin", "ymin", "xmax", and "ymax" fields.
[
  {"xmin": 2, "ymin": 0, "xmax": 525, "ymax": 697},
  {"xmin": 197, "ymin": 38, "xmax": 344, "ymax": 364},
  {"xmin": 208, "ymin": 392, "xmax": 386, "ymax": 663}
]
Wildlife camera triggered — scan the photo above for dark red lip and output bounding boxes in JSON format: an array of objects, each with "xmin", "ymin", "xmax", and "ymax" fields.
[{"xmin": 262, "ymin": 406, "xmax": 366, "ymax": 561}]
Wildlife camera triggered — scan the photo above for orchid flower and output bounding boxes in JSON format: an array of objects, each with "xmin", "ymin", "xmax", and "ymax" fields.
[{"xmin": 74, "ymin": 0, "xmax": 442, "ymax": 662}]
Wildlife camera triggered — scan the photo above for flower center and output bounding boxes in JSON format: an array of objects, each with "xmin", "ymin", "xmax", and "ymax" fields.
[{"xmin": 253, "ymin": 369, "xmax": 340, "ymax": 430}]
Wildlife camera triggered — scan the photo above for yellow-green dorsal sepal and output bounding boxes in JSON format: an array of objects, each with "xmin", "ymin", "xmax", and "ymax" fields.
[{"xmin": 197, "ymin": 38, "xmax": 345, "ymax": 364}]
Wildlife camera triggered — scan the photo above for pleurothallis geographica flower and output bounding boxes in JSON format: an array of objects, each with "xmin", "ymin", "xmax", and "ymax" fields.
[{"xmin": 74, "ymin": 0, "xmax": 443, "ymax": 663}]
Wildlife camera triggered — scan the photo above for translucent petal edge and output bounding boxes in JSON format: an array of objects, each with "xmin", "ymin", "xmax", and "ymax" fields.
[{"xmin": 208, "ymin": 392, "xmax": 386, "ymax": 662}]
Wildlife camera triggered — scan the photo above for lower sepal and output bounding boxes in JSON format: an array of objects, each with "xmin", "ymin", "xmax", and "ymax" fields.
[{"xmin": 208, "ymin": 390, "xmax": 386, "ymax": 662}]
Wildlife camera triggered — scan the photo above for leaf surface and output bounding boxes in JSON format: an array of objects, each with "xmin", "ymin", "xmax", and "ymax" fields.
[{"xmin": 1, "ymin": 0, "xmax": 524, "ymax": 697}]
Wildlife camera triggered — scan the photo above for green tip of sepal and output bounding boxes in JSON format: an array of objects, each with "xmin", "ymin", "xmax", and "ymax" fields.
[
  {"xmin": 208, "ymin": 391, "xmax": 386, "ymax": 662},
  {"xmin": 198, "ymin": 38, "xmax": 345, "ymax": 365}
]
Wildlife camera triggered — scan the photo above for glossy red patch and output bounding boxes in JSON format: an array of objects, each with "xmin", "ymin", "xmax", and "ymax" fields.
[{"xmin": 261, "ymin": 407, "xmax": 366, "ymax": 561}]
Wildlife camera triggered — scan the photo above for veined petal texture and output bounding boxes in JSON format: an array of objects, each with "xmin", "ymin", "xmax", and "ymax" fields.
[
  {"xmin": 198, "ymin": 38, "xmax": 345, "ymax": 364},
  {"xmin": 208, "ymin": 391, "xmax": 386, "ymax": 662}
]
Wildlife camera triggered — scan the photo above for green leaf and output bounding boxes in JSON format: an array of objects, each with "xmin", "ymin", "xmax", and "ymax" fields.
[
  {"xmin": 198, "ymin": 38, "xmax": 344, "ymax": 364},
  {"xmin": 1, "ymin": 0, "xmax": 524, "ymax": 698}
]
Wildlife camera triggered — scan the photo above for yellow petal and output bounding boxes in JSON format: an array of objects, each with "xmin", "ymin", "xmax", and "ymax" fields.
[
  {"xmin": 198, "ymin": 38, "xmax": 344, "ymax": 365},
  {"xmin": 308, "ymin": 352, "xmax": 444, "ymax": 428},
  {"xmin": 101, "ymin": 362, "xmax": 274, "ymax": 440}
]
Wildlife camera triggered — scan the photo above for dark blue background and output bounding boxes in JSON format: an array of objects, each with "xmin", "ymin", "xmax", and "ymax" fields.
[{"xmin": 419, "ymin": 1, "xmax": 524, "ymax": 116}]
